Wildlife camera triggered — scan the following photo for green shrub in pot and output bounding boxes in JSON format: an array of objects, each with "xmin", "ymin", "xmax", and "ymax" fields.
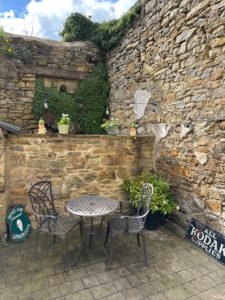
[{"xmin": 122, "ymin": 172, "xmax": 177, "ymax": 215}]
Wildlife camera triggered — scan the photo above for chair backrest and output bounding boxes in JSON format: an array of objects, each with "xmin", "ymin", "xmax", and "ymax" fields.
[
  {"xmin": 136, "ymin": 183, "xmax": 154, "ymax": 219},
  {"xmin": 28, "ymin": 181, "xmax": 57, "ymax": 225}
]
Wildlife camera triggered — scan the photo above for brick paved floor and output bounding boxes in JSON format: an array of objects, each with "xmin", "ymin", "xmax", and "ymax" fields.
[{"xmin": 1, "ymin": 222, "xmax": 225, "ymax": 300}]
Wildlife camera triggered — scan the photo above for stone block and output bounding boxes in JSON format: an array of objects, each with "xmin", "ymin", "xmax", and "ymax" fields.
[{"xmin": 206, "ymin": 199, "xmax": 221, "ymax": 215}]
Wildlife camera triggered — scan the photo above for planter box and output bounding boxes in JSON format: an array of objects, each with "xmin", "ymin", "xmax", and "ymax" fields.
[{"xmin": 145, "ymin": 211, "xmax": 164, "ymax": 230}]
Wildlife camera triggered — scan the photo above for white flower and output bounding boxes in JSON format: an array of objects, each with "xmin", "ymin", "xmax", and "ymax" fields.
[
  {"xmin": 44, "ymin": 102, "xmax": 48, "ymax": 109},
  {"xmin": 176, "ymin": 205, "xmax": 180, "ymax": 210}
]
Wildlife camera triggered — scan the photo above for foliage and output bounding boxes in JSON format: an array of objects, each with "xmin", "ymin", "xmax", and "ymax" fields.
[
  {"xmin": 61, "ymin": 2, "xmax": 142, "ymax": 51},
  {"xmin": 32, "ymin": 63, "xmax": 109, "ymax": 134},
  {"xmin": 61, "ymin": 13, "xmax": 97, "ymax": 42},
  {"xmin": 38, "ymin": 118, "xmax": 45, "ymax": 125},
  {"xmin": 122, "ymin": 172, "xmax": 177, "ymax": 215},
  {"xmin": 15, "ymin": 47, "xmax": 32, "ymax": 65},
  {"xmin": 0, "ymin": 26, "xmax": 14, "ymax": 57},
  {"xmin": 57, "ymin": 114, "xmax": 71, "ymax": 125},
  {"xmin": 74, "ymin": 66, "xmax": 110, "ymax": 134},
  {"xmin": 101, "ymin": 118, "xmax": 119, "ymax": 129},
  {"xmin": 32, "ymin": 79, "xmax": 76, "ymax": 124},
  {"xmin": 130, "ymin": 121, "xmax": 138, "ymax": 128}
]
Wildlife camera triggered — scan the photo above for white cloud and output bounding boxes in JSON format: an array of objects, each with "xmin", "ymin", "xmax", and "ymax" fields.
[{"xmin": 0, "ymin": 0, "xmax": 136, "ymax": 40}]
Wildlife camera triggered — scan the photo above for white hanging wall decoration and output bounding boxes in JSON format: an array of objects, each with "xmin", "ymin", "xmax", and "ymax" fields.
[{"xmin": 134, "ymin": 90, "xmax": 151, "ymax": 120}]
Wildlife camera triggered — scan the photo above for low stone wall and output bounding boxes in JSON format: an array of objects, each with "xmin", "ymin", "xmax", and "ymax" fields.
[
  {"xmin": 107, "ymin": 0, "xmax": 225, "ymax": 231},
  {"xmin": 1, "ymin": 134, "xmax": 154, "ymax": 229}
]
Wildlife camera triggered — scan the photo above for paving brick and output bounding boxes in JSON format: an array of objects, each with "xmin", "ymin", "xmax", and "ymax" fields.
[
  {"xmin": 58, "ymin": 280, "xmax": 84, "ymax": 296},
  {"xmin": 82, "ymin": 274, "xmax": 100, "ymax": 288},
  {"xmin": 90, "ymin": 282, "xmax": 117, "ymax": 299},
  {"xmin": 177, "ymin": 267, "xmax": 202, "ymax": 282},
  {"xmin": 65, "ymin": 289, "xmax": 93, "ymax": 300},
  {"xmin": 122, "ymin": 287, "xmax": 142, "ymax": 300},
  {"xmin": 113, "ymin": 277, "xmax": 131, "ymax": 291},
  {"xmin": 64, "ymin": 267, "xmax": 87, "ymax": 282},
  {"xmin": 107, "ymin": 292, "xmax": 126, "ymax": 300},
  {"xmin": 164, "ymin": 285, "xmax": 191, "ymax": 300},
  {"xmin": 48, "ymin": 273, "xmax": 65, "ymax": 286},
  {"xmin": 85, "ymin": 262, "xmax": 106, "ymax": 276},
  {"xmin": 126, "ymin": 274, "xmax": 141, "ymax": 287},
  {"xmin": 32, "ymin": 286, "xmax": 60, "ymax": 300},
  {"xmin": 135, "ymin": 268, "xmax": 161, "ymax": 283},
  {"xmin": 148, "ymin": 292, "xmax": 168, "ymax": 300},
  {"xmin": 97, "ymin": 266, "xmax": 130, "ymax": 283}
]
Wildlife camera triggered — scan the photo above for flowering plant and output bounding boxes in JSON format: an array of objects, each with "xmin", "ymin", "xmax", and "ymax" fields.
[
  {"xmin": 101, "ymin": 118, "xmax": 119, "ymax": 129},
  {"xmin": 57, "ymin": 114, "xmax": 71, "ymax": 125},
  {"xmin": 130, "ymin": 121, "xmax": 138, "ymax": 128},
  {"xmin": 0, "ymin": 27, "xmax": 14, "ymax": 56}
]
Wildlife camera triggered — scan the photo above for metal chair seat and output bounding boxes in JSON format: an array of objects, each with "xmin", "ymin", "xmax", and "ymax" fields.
[
  {"xmin": 109, "ymin": 216, "xmax": 144, "ymax": 234},
  {"xmin": 40, "ymin": 215, "xmax": 80, "ymax": 236}
]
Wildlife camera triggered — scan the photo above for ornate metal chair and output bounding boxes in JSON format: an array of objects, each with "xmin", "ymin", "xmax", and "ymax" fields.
[
  {"xmin": 104, "ymin": 183, "xmax": 154, "ymax": 269},
  {"xmin": 28, "ymin": 180, "xmax": 82, "ymax": 272}
]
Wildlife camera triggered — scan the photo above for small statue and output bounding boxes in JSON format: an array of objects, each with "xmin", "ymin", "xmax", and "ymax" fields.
[{"xmin": 38, "ymin": 118, "xmax": 47, "ymax": 134}]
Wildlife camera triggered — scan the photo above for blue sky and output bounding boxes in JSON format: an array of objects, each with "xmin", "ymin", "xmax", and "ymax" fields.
[
  {"xmin": 0, "ymin": 0, "xmax": 136, "ymax": 40},
  {"xmin": 0, "ymin": 0, "xmax": 30, "ymax": 16}
]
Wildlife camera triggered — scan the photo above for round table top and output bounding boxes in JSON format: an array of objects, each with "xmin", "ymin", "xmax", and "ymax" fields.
[{"xmin": 66, "ymin": 194, "xmax": 118, "ymax": 217}]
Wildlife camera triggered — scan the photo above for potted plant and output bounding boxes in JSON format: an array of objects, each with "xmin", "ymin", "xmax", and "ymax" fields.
[
  {"xmin": 101, "ymin": 118, "xmax": 119, "ymax": 135},
  {"xmin": 57, "ymin": 114, "xmax": 71, "ymax": 134},
  {"xmin": 129, "ymin": 121, "xmax": 138, "ymax": 137},
  {"xmin": 122, "ymin": 172, "xmax": 177, "ymax": 230}
]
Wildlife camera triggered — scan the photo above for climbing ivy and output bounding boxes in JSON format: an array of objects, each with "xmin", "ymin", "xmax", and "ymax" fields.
[
  {"xmin": 32, "ymin": 63, "xmax": 109, "ymax": 134},
  {"xmin": 61, "ymin": 1, "xmax": 142, "ymax": 51}
]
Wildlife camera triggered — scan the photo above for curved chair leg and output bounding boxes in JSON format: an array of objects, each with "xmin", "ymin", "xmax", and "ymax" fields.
[
  {"xmin": 71, "ymin": 220, "xmax": 84, "ymax": 267},
  {"xmin": 53, "ymin": 235, "xmax": 56, "ymax": 244},
  {"xmin": 137, "ymin": 233, "xmax": 140, "ymax": 247},
  {"xmin": 104, "ymin": 223, "xmax": 110, "ymax": 247},
  {"xmin": 141, "ymin": 232, "xmax": 149, "ymax": 267},
  {"xmin": 106, "ymin": 234, "xmax": 114, "ymax": 270}
]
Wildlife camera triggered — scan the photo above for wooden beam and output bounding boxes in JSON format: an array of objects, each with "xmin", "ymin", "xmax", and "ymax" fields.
[{"xmin": 22, "ymin": 66, "xmax": 90, "ymax": 80}]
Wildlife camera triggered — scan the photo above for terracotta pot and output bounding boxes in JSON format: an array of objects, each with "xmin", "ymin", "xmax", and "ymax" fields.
[
  {"xmin": 129, "ymin": 128, "xmax": 137, "ymax": 137},
  {"xmin": 38, "ymin": 124, "xmax": 46, "ymax": 135}
]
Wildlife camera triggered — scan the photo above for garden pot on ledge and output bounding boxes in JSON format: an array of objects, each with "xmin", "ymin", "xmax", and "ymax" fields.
[
  {"xmin": 106, "ymin": 127, "xmax": 119, "ymax": 135},
  {"xmin": 129, "ymin": 128, "xmax": 137, "ymax": 137},
  {"xmin": 58, "ymin": 124, "xmax": 69, "ymax": 134}
]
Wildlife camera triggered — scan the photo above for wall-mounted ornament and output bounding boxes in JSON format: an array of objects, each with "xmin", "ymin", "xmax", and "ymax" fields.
[{"xmin": 134, "ymin": 90, "xmax": 151, "ymax": 119}]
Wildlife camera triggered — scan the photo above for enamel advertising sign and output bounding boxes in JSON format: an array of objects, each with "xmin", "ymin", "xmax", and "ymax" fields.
[{"xmin": 186, "ymin": 218, "xmax": 225, "ymax": 265}]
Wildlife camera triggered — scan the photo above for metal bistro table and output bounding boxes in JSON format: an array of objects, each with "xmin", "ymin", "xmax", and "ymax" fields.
[{"xmin": 66, "ymin": 194, "xmax": 118, "ymax": 266}]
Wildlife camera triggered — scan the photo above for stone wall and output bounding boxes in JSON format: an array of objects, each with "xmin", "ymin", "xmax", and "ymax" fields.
[
  {"xmin": 107, "ymin": 0, "xmax": 225, "ymax": 231},
  {"xmin": 0, "ymin": 34, "xmax": 102, "ymax": 131},
  {"xmin": 1, "ymin": 134, "xmax": 154, "ymax": 229},
  {"xmin": 0, "ymin": 135, "xmax": 5, "ymax": 231}
]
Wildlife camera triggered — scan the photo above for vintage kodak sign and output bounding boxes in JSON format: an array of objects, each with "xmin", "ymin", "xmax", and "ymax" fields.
[{"xmin": 186, "ymin": 218, "xmax": 225, "ymax": 265}]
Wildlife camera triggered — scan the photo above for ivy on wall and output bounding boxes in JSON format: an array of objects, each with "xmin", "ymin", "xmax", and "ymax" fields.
[
  {"xmin": 32, "ymin": 63, "xmax": 110, "ymax": 134},
  {"xmin": 61, "ymin": 1, "xmax": 142, "ymax": 51}
]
